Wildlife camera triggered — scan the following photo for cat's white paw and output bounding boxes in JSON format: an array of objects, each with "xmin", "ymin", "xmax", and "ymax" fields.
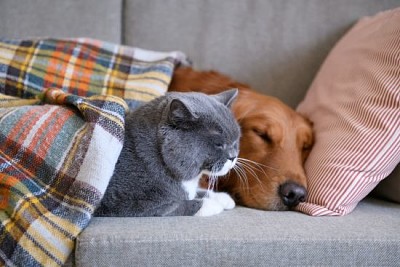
[
  {"xmin": 195, "ymin": 198, "xmax": 224, "ymax": 217},
  {"xmin": 209, "ymin": 192, "xmax": 235, "ymax": 210}
]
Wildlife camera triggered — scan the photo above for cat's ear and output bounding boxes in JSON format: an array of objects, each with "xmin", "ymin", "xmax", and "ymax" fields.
[
  {"xmin": 213, "ymin": 88, "xmax": 238, "ymax": 108},
  {"xmin": 168, "ymin": 98, "xmax": 198, "ymax": 127}
]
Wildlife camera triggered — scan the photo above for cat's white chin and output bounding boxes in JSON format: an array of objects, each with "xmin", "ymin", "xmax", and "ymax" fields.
[{"xmin": 203, "ymin": 158, "xmax": 237, "ymax": 177}]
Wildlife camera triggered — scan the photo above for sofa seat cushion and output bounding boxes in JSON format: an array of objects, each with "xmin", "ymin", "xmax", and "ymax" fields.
[{"xmin": 75, "ymin": 198, "xmax": 400, "ymax": 267}]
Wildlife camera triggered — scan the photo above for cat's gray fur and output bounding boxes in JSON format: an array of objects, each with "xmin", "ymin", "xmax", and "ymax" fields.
[{"xmin": 95, "ymin": 89, "xmax": 240, "ymax": 217}]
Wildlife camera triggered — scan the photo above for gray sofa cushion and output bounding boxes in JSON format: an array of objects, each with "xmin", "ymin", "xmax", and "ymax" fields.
[
  {"xmin": 76, "ymin": 198, "xmax": 400, "ymax": 267},
  {"xmin": 123, "ymin": 0, "xmax": 400, "ymax": 108},
  {"xmin": 0, "ymin": 0, "xmax": 122, "ymax": 43}
]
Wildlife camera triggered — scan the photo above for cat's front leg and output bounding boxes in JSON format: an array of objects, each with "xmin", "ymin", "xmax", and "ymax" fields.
[
  {"xmin": 194, "ymin": 197, "xmax": 224, "ymax": 216},
  {"xmin": 194, "ymin": 190, "xmax": 235, "ymax": 216},
  {"xmin": 207, "ymin": 191, "xmax": 236, "ymax": 210},
  {"xmin": 196, "ymin": 189, "xmax": 236, "ymax": 211}
]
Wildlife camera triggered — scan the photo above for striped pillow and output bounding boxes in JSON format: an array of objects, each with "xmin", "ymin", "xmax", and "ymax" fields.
[{"xmin": 296, "ymin": 8, "xmax": 400, "ymax": 216}]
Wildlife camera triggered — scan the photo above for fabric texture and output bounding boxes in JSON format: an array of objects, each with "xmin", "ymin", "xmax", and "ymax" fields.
[
  {"xmin": 296, "ymin": 8, "xmax": 400, "ymax": 216},
  {"xmin": 0, "ymin": 0, "xmax": 123, "ymax": 43},
  {"xmin": 0, "ymin": 38, "xmax": 186, "ymax": 266},
  {"xmin": 0, "ymin": 38, "xmax": 187, "ymax": 109},
  {"xmin": 124, "ymin": 0, "xmax": 400, "ymax": 108},
  {"xmin": 76, "ymin": 198, "xmax": 400, "ymax": 267}
]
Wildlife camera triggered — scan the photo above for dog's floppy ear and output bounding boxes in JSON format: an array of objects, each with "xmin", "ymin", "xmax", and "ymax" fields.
[
  {"xmin": 212, "ymin": 88, "xmax": 238, "ymax": 108},
  {"xmin": 296, "ymin": 110, "xmax": 314, "ymax": 127},
  {"xmin": 168, "ymin": 98, "xmax": 198, "ymax": 128}
]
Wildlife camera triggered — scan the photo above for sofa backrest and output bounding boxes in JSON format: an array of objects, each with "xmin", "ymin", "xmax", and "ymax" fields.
[
  {"xmin": 1, "ymin": 0, "xmax": 399, "ymax": 107},
  {"xmin": 0, "ymin": 0, "xmax": 122, "ymax": 43}
]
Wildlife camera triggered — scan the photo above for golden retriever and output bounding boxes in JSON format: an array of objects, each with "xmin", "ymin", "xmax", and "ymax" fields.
[{"xmin": 169, "ymin": 67, "xmax": 313, "ymax": 211}]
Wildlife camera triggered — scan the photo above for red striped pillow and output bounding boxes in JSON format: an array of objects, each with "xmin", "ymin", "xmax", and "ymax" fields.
[{"xmin": 296, "ymin": 8, "xmax": 400, "ymax": 216}]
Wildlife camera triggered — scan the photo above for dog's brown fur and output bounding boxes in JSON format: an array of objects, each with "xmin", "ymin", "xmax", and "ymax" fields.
[{"xmin": 169, "ymin": 67, "xmax": 313, "ymax": 210}]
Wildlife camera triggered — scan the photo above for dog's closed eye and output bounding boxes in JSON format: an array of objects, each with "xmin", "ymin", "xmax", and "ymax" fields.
[
  {"xmin": 253, "ymin": 129, "xmax": 273, "ymax": 144},
  {"xmin": 301, "ymin": 140, "xmax": 313, "ymax": 162}
]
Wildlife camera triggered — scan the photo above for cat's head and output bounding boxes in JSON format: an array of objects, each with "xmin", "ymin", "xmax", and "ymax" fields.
[{"xmin": 160, "ymin": 89, "xmax": 241, "ymax": 181}]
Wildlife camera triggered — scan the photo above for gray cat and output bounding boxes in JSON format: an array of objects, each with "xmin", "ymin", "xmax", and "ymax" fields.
[{"xmin": 95, "ymin": 89, "xmax": 241, "ymax": 217}]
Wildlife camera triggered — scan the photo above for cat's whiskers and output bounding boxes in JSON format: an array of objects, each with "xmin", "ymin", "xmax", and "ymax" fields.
[
  {"xmin": 236, "ymin": 158, "xmax": 268, "ymax": 192},
  {"xmin": 204, "ymin": 158, "xmax": 269, "ymax": 196},
  {"xmin": 232, "ymin": 164, "xmax": 248, "ymax": 186},
  {"xmin": 236, "ymin": 161, "xmax": 258, "ymax": 180},
  {"xmin": 232, "ymin": 163, "xmax": 251, "ymax": 194},
  {"xmin": 234, "ymin": 165, "xmax": 253, "ymax": 193},
  {"xmin": 206, "ymin": 172, "xmax": 218, "ymax": 194},
  {"xmin": 237, "ymin": 159, "xmax": 263, "ymax": 183},
  {"xmin": 233, "ymin": 163, "xmax": 248, "ymax": 185},
  {"xmin": 238, "ymin": 158, "xmax": 279, "ymax": 173}
]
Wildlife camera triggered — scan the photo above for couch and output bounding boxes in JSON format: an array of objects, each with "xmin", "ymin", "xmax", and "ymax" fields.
[{"xmin": 1, "ymin": 0, "xmax": 399, "ymax": 266}]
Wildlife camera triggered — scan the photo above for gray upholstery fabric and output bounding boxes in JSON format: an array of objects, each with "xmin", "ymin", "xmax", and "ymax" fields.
[
  {"xmin": 0, "ymin": 0, "xmax": 122, "ymax": 43},
  {"xmin": 76, "ymin": 198, "xmax": 400, "ymax": 267},
  {"xmin": 124, "ymin": 0, "xmax": 400, "ymax": 107}
]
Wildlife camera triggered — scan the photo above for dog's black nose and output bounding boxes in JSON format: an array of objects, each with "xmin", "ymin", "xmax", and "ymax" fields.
[{"xmin": 279, "ymin": 182, "xmax": 307, "ymax": 207}]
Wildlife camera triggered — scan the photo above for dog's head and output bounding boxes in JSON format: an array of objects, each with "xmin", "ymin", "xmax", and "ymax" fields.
[
  {"xmin": 218, "ymin": 90, "xmax": 314, "ymax": 210},
  {"xmin": 170, "ymin": 67, "xmax": 313, "ymax": 211}
]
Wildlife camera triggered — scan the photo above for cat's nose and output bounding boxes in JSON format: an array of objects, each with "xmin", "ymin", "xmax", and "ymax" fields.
[
  {"xmin": 227, "ymin": 150, "xmax": 237, "ymax": 162},
  {"xmin": 228, "ymin": 156, "xmax": 236, "ymax": 162},
  {"xmin": 228, "ymin": 157, "xmax": 237, "ymax": 168}
]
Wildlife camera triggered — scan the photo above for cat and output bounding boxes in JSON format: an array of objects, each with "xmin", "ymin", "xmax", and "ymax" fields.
[{"xmin": 94, "ymin": 89, "xmax": 241, "ymax": 217}]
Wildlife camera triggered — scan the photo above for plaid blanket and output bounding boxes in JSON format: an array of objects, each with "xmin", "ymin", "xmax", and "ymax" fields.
[{"xmin": 0, "ymin": 38, "xmax": 187, "ymax": 266}]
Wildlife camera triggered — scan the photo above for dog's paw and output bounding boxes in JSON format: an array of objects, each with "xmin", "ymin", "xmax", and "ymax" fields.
[
  {"xmin": 194, "ymin": 198, "xmax": 224, "ymax": 217},
  {"xmin": 209, "ymin": 191, "xmax": 236, "ymax": 210}
]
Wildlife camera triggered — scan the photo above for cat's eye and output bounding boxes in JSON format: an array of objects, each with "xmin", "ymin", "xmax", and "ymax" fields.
[
  {"xmin": 209, "ymin": 128, "xmax": 223, "ymax": 135},
  {"xmin": 215, "ymin": 143, "xmax": 224, "ymax": 149}
]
